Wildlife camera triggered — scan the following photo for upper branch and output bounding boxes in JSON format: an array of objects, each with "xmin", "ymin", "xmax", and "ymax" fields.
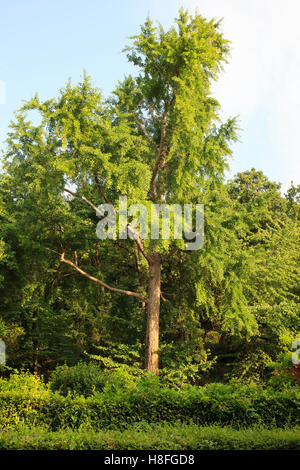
[
  {"xmin": 64, "ymin": 188, "xmax": 100, "ymax": 214},
  {"xmin": 63, "ymin": 188, "xmax": 152, "ymax": 264},
  {"xmin": 134, "ymin": 116, "xmax": 158, "ymax": 150},
  {"xmin": 94, "ymin": 175, "xmax": 115, "ymax": 209}
]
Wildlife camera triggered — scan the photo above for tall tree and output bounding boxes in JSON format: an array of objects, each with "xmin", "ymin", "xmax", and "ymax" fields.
[{"xmin": 2, "ymin": 10, "xmax": 239, "ymax": 374}]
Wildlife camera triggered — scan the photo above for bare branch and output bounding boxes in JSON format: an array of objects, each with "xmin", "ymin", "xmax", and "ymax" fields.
[
  {"xmin": 94, "ymin": 175, "xmax": 115, "ymax": 210},
  {"xmin": 133, "ymin": 236, "xmax": 152, "ymax": 264},
  {"xmin": 63, "ymin": 188, "xmax": 152, "ymax": 263},
  {"xmin": 150, "ymin": 101, "xmax": 162, "ymax": 120},
  {"xmin": 64, "ymin": 188, "xmax": 101, "ymax": 214},
  {"xmin": 134, "ymin": 116, "xmax": 158, "ymax": 150},
  {"xmin": 59, "ymin": 252, "xmax": 147, "ymax": 302}
]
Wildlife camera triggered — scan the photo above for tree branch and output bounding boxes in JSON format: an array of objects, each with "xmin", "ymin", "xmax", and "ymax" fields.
[
  {"xmin": 64, "ymin": 187, "xmax": 102, "ymax": 215},
  {"xmin": 94, "ymin": 175, "xmax": 114, "ymax": 209},
  {"xmin": 63, "ymin": 187, "xmax": 152, "ymax": 263},
  {"xmin": 134, "ymin": 116, "xmax": 158, "ymax": 150},
  {"xmin": 133, "ymin": 236, "xmax": 152, "ymax": 264},
  {"xmin": 59, "ymin": 252, "xmax": 147, "ymax": 302}
]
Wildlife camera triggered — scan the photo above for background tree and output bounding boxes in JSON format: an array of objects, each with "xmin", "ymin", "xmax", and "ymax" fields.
[{"xmin": 222, "ymin": 170, "xmax": 300, "ymax": 381}]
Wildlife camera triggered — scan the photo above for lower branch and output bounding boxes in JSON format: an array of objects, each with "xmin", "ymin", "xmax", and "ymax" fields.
[{"xmin": 57, "ymin": 251, "xmax": 147, "ymax": 303}]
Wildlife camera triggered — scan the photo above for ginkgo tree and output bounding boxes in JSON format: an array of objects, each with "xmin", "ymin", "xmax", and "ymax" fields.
[{"xmin": 2, "ymin": 10, "xmax": 242, "ymax": 374}]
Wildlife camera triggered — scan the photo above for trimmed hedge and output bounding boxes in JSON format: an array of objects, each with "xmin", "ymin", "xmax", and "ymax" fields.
[
  {"xmin": 0, "ymin": 383, "xmax": 299, "ymax": 430},
  {"xmin": 0, "ymin": 423, "xmax": 300, "ymax": 450}
]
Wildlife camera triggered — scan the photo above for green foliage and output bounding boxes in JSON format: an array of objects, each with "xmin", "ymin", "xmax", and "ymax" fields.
[
  {"xmin": 50, "ymin": 362, "xmax": 109, "ymax": 397},
  {"xmin": 87, "ymin": 341, "xmax": 144, "ymax": 372},
  {"xmin": 0, "ymin": 364, "xmax": 16, "ymax": 379},
  {"xmin": 0, "ymin": 423, "xmax": 300, "ymax": 450},
  {"xmin": 0, "ymin": 9, "xmax": 299, "ymax": 384},
  {"xmin": 158, "ymin": 341, "xmax": 216, "ymax": 386},
  {"xmin": 0, "ymin": 376, "xmax": 299, "ymax": 431},
  {"xmin": 101, "ymin": 368, "xmax": 144, "ymax": 396},
  {"xmin": 0, "ymin": 318, "xmax": 23, "ymax": 346},
  {"xmin": 0, "ymin": 370, "xmax": 47, "ymax": 393},
  {"xmin": 49, "ymin": 360, "xmax": 147, "ymax": 398},
  {"xmin": 269, "ymin": 351, "xmax": 300, "ymax": 390}
]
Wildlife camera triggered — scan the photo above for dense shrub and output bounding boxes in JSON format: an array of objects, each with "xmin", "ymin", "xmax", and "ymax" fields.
[
  {"xmin": 49, "ymin": 362, "xmax": 146, "ymax": 397},
  {"xmin": 0, "ymin": 379, "xmax": 299, "ymax": 431},
  {"xmin": 0, "ymin": 371, "xmax": 48, "ymax": 394},
  {"xmin": 49, "ymin": 362, "xmax": 109, "ymax": 397}
]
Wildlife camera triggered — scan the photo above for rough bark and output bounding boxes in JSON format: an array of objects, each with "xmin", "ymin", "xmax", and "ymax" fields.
[{"xmin": 145, "ymin": 252, "xmax": 161, "ymax": 375}]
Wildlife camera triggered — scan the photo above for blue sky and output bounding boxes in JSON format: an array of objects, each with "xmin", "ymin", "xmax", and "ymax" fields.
[{"xmin": 0, "ymin": 0, "xmax": 299, "ymax": 192}]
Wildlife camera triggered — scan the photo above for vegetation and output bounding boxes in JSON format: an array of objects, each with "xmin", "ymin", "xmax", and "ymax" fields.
[
  {"xmin": 0, "ymin": 9, "xmax": 299, "ymax": 450},
  {"xmin": 1, "ymin": 423, "xmax": 300, "ymax": 450},
  {"xmin": 0, "ymin": 371, "xmax": 299, "ymax": 430}
]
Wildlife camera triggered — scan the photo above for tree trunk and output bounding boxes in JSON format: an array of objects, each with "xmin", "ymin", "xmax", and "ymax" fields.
[
  {"xmin": 145, "ymin": 252, "xmax": 161, "ymax": 375},
  {"xmin": 33, "ymin": 339, "xmax": 39, "ymax": 374}
]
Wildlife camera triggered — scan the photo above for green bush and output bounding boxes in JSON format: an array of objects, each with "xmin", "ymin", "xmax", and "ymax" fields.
[
  {"xmin": 0, "ymin": 371, "xmax": 48, "ymax": 394},
  {"xmin": 50, "ymin": 362, "xmax": 144, "ymax": 398},
  {"xmin": 49, "ymin": 362, "xmax": 109, "ymax": 397}
]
